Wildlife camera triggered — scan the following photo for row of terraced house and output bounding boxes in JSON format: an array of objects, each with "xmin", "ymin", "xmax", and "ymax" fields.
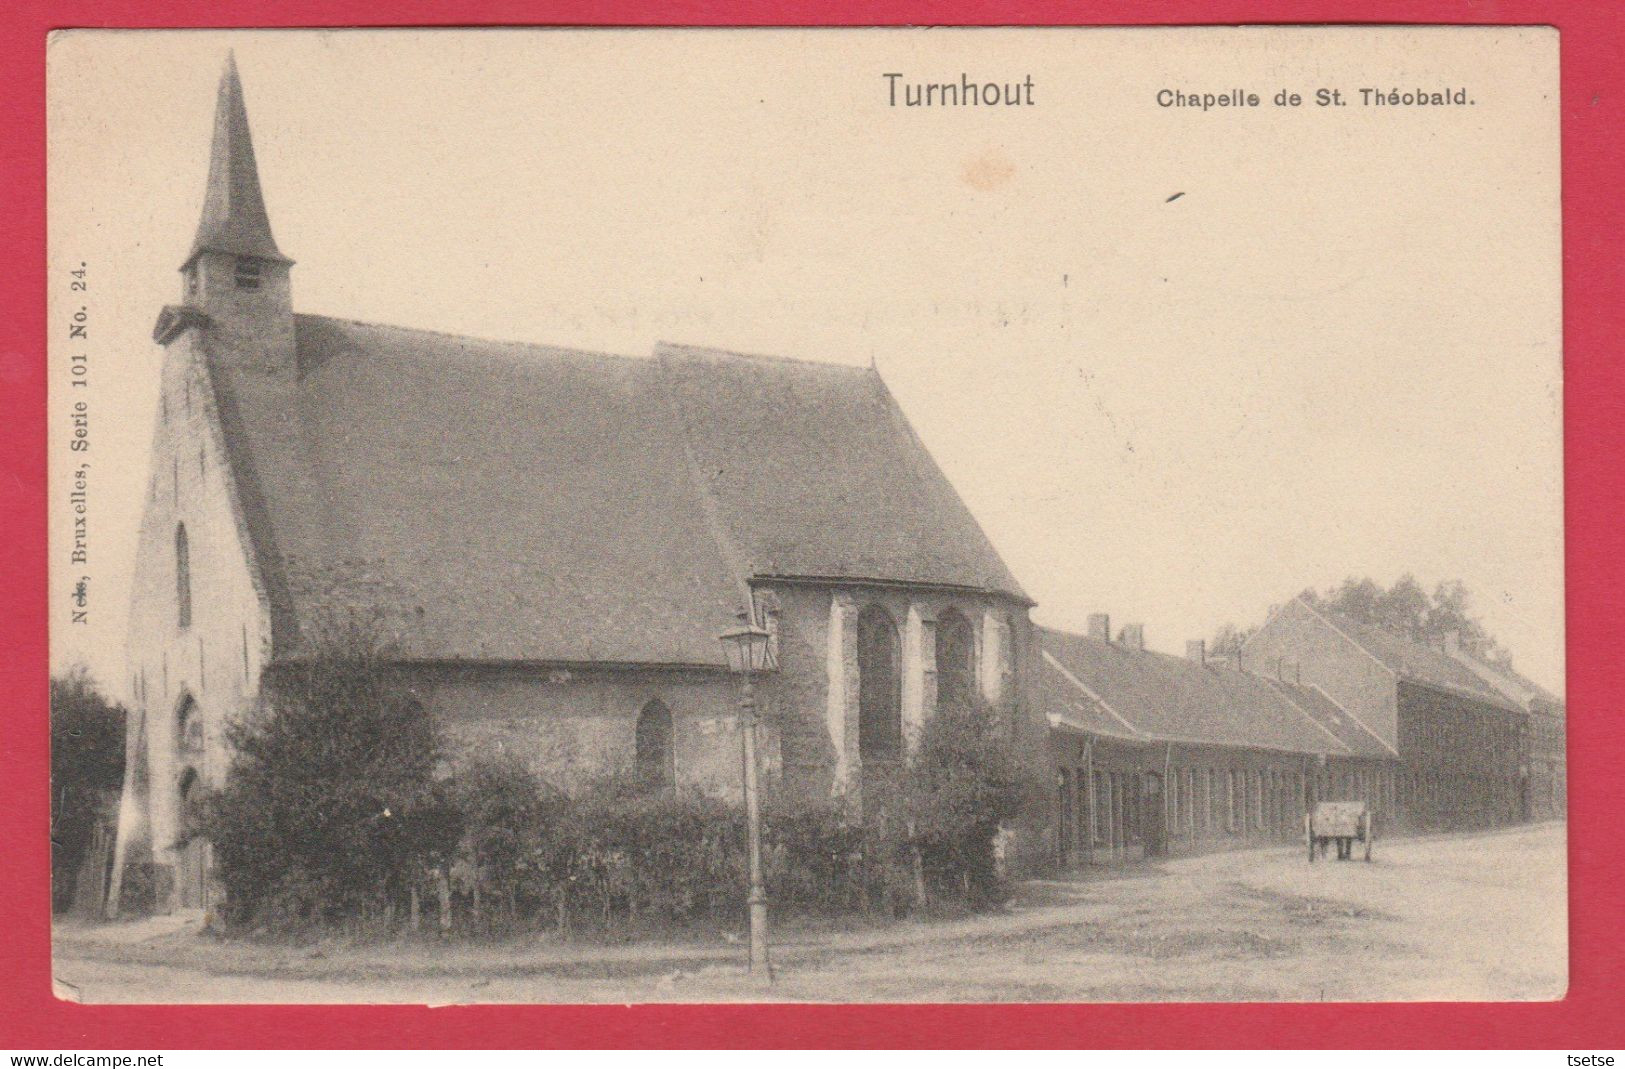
[{"xmin": 1038, "ymin": 597, "xmax": 1565, "ymax": 866}]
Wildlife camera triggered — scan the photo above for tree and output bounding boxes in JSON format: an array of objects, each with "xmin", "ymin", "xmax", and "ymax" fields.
[
  {"xmin": 1213, "ymin": 576, "xmax": 1519, "ymax": 672},
  {"xmin": 1426, "ymin": 579, "xmax": 1515, "ymax": 669},
  {"xmin": 50, "ymin": 669, "xmax": 126, "ymax": 913},
  {"xmin": 451, "ymin": 751, "xmax": 559, "ymax": 925},
  {"xmin": 902, "ymin": 695, "xmax": 1036, "ymax": 907},
  {"xmin": 204, "ymin": 617, "xmax": 457, "ymax": 928},
  {"xmin": 1306, "ymin": 575, "xmax": 1516, "ymax": 668},
  {"xmin": 1210, "ymin": 622, "xmax": 1256, "ymax": 658}
]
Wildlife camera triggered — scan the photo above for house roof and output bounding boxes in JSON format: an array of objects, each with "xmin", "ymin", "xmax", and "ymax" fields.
[
  {"xmin": 1445, "ymin": 647, "xmax": 1564, "ymax": 715},
  {"xmin": 1259, "ymin": 677, "xmax": 1395, "ymax": 758},
  {"xmin": 1038, "ymin": 627, "xmax": 1384, "ymax": 757},
  {"xmin": 206, "ymin": 316, "xmax": 1027, "ymax": 665},
  {"xmin": 1293, "ymin": 599, "xmax": 1525, "ymax": 713}
]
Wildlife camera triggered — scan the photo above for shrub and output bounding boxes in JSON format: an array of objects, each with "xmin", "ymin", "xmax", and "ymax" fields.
[
  {"xmin": 205, "ymin": 618, "xmax": 458, "ymax": 928},
  {"xmin": 449, "ymin": 751, "xmax": 564, "ymax": 930},
  {"xmin": 207, "ymin": 651, "xmax": 1038, "ymax": 935},
  {"xmin": 549, "ymin": 774, "xmax": 746, "ymax": 932}
]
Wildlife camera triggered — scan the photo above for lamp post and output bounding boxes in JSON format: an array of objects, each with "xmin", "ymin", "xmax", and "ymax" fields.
[{"xmin": 719, "ymin": 612, "xmax": 773, "ymax": 982}]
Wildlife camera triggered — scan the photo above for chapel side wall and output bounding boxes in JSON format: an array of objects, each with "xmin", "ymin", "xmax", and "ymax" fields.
[
  {"xmin": 1245, "ymin": 601, "xmax": 1399, "ymax": 748},
  {"xmin": 417, "ymin": 669, "xmax": 765, "ymax": 802},
  {"xmin": 123, "ymin": 330, "xmax": 269, "ymax": 898}
]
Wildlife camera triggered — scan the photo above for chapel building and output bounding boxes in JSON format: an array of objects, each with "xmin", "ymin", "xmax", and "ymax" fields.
[{"xmin": 114, "ymin": 56, "xmax": 1039, "ymax": 913}]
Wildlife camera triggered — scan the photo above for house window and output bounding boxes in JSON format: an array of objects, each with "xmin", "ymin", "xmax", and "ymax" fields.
[
  {"xmin": 635, "ymin": 700, "xmax": 674, "ymax": 792},
  {"xmin": 935, "ymin": 609, "xmax": 976, "ymax": 711},
  {"xmin": 857, "ymin": 605, "xmax": 902, "ymax": 761},
  {"xmin": 175, "ymin": 523, "xmax": 192, "ymax": 629},
  {"xmin": 234, "ymin": 258, "xmax": 262, "ymax": 290}
]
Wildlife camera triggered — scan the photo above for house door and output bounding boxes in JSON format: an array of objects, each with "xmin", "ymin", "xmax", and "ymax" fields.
[{"xmin": 1142, "ymin": 771, "xmax": 1167, "ymax": 857}]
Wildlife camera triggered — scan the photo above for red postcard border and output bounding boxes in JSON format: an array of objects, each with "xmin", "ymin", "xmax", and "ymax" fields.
[{"xmin": 2, "ymin": 0, "xmax": 1620, "ymax": 1049}]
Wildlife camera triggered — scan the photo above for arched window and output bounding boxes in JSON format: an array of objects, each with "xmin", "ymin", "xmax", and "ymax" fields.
[
  {"xmin": 177, "ymin": 696, "xmax": 204, "ymax": 756},
  {"xmin": 935, "ymin": 609, "xmax": 976, "ymax": 711},
  {"xmin": 857, "ymin": 605, "xmax": 902, "ymax": 761},
  {"xmin": 177, "ymin": 766, "xmax": 200, "ymax": 826},
  {"xmin": 635, "ymin": 700, "xmax": 674, "ymax": 792},
  {"xmin": 175, "ymin": 523, "xmax": 192, "ymax": 629}
]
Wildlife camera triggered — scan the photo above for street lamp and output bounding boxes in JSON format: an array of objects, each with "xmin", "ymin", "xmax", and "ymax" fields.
[{"xmin": 719, "ymin": 611, "xmax": 773, "ymax": 982}]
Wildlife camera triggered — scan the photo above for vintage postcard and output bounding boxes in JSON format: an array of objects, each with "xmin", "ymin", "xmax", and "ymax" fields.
[{"xmin": 46, "ymin": 27, "xmax": 1564, "ymax": 1004}]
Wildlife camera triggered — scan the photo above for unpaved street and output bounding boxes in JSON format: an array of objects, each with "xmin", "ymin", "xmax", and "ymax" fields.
[{"xmin": 53, "ymin": 823, "xmax": 1566, "ymax": 1003}]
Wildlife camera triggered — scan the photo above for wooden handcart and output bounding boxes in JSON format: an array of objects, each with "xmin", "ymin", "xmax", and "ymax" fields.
[{"xmin": 1306, "ymin": 800, "xmax": 1373, "ymax": 862}]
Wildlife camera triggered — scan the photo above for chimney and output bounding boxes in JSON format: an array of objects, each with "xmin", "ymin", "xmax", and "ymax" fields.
[
  {"xmin": 1087, "ymin": 613, "xmax": 1111, "ymax": 643},
  {"xmin": 1119, "ymin": 624, "xmax": 1145, "ymax": 651},
  {"xmin": 1187, "ymin": 639, "xmax": 1206, "ymax": 664}
]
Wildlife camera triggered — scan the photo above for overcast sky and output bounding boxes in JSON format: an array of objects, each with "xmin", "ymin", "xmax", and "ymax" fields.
[{"xmin": 47, "ymin": 27, "xmax": 1563, "ymax": 696}]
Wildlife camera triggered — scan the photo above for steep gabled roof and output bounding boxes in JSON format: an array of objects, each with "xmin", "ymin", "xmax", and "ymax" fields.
[
  {"xmin": 1294, "ymin": 599, "xmax": 1524, "ymax": 713},
  {"xmin": 1260, "ymin": 677, "xmax": 1395, "ymax": 758},
  {"xmin": 206, "ymin": 317, "xmax": 1028, "ymax": 665},
  {"xmin": 657, "ymin": 343, "xmax": 1028, "ymax": 602},
  {"xmin": 1038, "ymin": 627, "xmax": 1364, "ymax": 756}
]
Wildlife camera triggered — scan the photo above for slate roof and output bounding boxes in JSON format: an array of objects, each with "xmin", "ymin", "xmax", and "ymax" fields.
[
  {"xmin": 1295, "ymin": 600, "xmax": 1525, "ymax": 713},
  {"xmin": 185, "ymin": 55, "xmax": 288, "ymax": 268},
  {"xmin": 1039, "ymin": 627, "xmax": 1387, "ymax": 757},
  {"xmin": 206, "ymin": 316, "xmax": 1027, "ymax": 666},
  {"xmin": 1445, "ymin": 649, "xmax": 1564, "ymax": 715},
  {"xmin": 1259, "ymin": 677, "xmax": 1394, "ymax": 758},
  {"xmin": 658, "ymin": 343, "xmax": 1027, "ymax": 600}
]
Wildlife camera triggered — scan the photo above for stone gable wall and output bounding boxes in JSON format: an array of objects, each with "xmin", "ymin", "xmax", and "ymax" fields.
[
  {"xmin": 1244, "ymin": 600, "xmax": 1399, "ymax": 747},
  {"xmin": 120, "ymin": 328, "xmax": 270, "ymax": 910}
]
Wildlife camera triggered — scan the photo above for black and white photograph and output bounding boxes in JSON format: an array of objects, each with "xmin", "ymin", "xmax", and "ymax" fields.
[{"xmin": 46, "ymin": 27, "xmax": 1564, "ymax": 1004}]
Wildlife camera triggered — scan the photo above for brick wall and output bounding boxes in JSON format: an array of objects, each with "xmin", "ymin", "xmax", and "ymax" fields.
[
  {"xmin": 1396, "ymin": 681, "xmax": 1527, "ymax": 830},
  {"xmin": 1048, "ymin": 731, "xmax": 1398, "ymax": 868}
]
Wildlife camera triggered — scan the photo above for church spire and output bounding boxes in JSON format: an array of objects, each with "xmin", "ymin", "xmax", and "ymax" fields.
[{"xmin": 183, "ymin": 52, "xmax": 290, "ymax": 270}]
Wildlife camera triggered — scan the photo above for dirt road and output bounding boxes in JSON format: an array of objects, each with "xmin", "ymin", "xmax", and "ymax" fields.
[{"xmin": 52, "ymin": 822, "xmax": 1566, "ymax": 1003}]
